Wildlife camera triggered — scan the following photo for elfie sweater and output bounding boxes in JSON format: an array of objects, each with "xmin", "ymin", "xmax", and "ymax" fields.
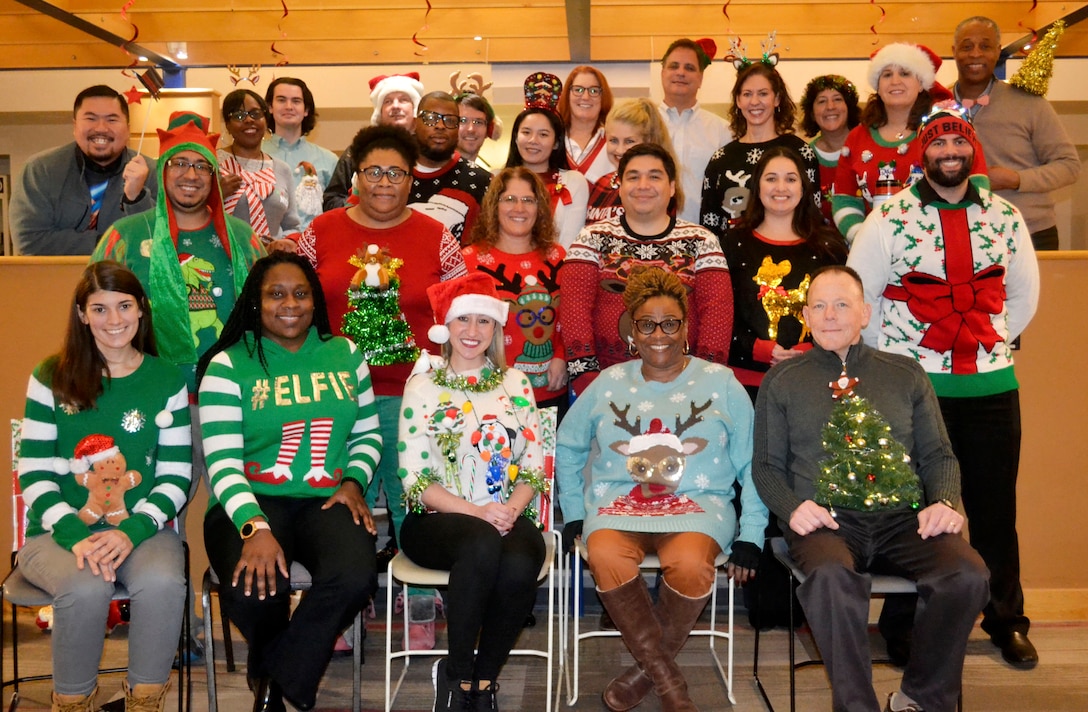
[
  {"xmin": 199, "ymin": 329, "xmax": 382, "ymax": 530},
  {"xmin": 555, "ymin": 357, "xmax": 767, "ymax": 555},
  {"xmin": 19, "ymin": 355, "xmax": 192, "ymax": 551}
]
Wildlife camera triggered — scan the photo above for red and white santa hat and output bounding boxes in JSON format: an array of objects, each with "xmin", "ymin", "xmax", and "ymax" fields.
[
  {"xmin": 368, "ymin": 72, "xmax": 425, "ymax": 126},
  {"xmin": 425, "ymin": 272, "xmax": 509, "ymax": 345},
  {"xmin": 67, "ymin": 434, "xmax": 120, "ymax": 475},
  {"xmin": 628, "ymin": 419, "xmax": 683, "ymax": 455},
  {"xmin": 868, "ymin": 43, "xmax": 940, "ymax": 92}
]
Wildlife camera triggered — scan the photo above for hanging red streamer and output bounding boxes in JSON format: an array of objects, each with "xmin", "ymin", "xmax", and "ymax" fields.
[
  {"xmin": 412, "ymin": 0, "xmax": 433, "ymax": 57},
  {"xmin": 118, "ymin": 0, "xmax": 141, "ymax": 78},
  {"xmin": 722, "ymin": 1, "xmax": 732, "ymax": 36},
  {"xmin": 869, "ymin": 0, "xmax": 886, "ymax": 45},
  {"xmin": 271, "ymin": 0, "xmax": 290, "ymax": 66},
  {"xmin": 1016, "ymin": 0, "xmax": 1039, "ymax": 54}
]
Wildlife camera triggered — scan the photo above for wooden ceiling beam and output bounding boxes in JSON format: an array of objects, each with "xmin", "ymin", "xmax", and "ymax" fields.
[{"xmin": 13, "ymin": 0, "xmax": 178, "ymax": 66}]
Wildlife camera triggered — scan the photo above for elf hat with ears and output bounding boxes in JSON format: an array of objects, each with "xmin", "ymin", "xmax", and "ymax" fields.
[{"xmin": 426, "ymin": 272, "xmax": 509, "ymax": 345}]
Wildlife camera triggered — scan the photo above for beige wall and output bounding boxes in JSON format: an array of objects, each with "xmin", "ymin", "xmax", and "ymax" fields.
[{"xmin": 1, "ymin": 254, "xmax": 1086, "ymax": 620}]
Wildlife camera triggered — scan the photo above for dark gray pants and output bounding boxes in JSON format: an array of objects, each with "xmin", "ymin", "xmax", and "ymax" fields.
[{"xmin": 784, "ymin": 509, "xmax": 988, "ymax": 712}]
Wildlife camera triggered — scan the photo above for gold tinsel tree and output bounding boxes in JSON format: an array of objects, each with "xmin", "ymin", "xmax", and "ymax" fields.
[{"xmin": 1009, "ymin": 20, "xmax": 1066, "ymax": 96}]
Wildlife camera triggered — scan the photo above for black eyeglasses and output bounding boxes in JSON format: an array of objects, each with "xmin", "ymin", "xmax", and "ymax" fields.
[
  {"xmin": 165, "ymin": 158, "xmax": 216, "ymax": 176},
  {"xmin": 569, "ymin": 86, "xmax": 603, "ymax": 97},
  {"xmin": 359, "ymin": 166, "xmax": 409, "ymax": 184},
  {"xmin": 227, "ymin": 109, "xmax": 265, "ymax": 123},
  {"xmin": 418, "ymin": 110, "xmax": 460, "ymax": 129},
  {"xmin": 459, "ymin": 116, "xmax": 488, "ymax": 127},
  {"xmin": 633, "ymin": 318, "xmax": 684, "ymax": 335}
]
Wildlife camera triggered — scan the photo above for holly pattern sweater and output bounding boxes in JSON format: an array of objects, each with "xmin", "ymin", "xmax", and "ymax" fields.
[
  {"xmin": 555, "ymin": 357, "xmax": 767, "ymax": 555},
  {"xmin": 559, "ymin": 216, "xmax": 733, "ymax": 388},
  {"xmin": 397, "ymin": 366, "xmax": 545, "ymax": 510},
  {"xmin": 848, "ymin": 181, "xmax": 1039, "ymax": 398},
  {"xmin": 198, "ymin": 329, "xmax": 382, "ymax": 531},
  {"xmin": 462, "ymin": 244, "xmax": 566, "ymax": 404},
  {"xmin": 18, "ymin": 355, "xmax": 192, "ymax": 550}
]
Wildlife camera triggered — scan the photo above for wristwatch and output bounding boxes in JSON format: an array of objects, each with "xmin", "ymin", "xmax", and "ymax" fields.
[{"xmin": 240, "ymin": 520, "xmax": 271, "ymax": 540}]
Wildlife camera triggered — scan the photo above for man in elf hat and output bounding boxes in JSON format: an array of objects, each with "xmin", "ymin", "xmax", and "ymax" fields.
[
  {"xmin": 754, "ymin": 264, "xmax": 989, "ymax": 712},
  {"xmin": 323, "ymin": 72, "xmax": 426, "ymax": 211},
  {"xmin": 12, "ymin": 85, "xmax": 158, "ymax": 255},
  {"xmin": 657, "ymin": 38, "xmax": 732, "ymax": 224},
  {"xmin": 849, "ymin": 104, "xmax": 1041, "ymax": 667},
  {"xmin": 952, "ymin": 16, "xmax": 1080, "ymax": 251},
  {"xmin": 92, "ymin": 111, "xmax": 266, "ymax": 396}
]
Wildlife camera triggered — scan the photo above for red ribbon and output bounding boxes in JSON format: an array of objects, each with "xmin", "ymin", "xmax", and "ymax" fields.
[
  {"xmin": 412, "ymin": 0, "xmax": 433, "ymax": 57},
  {"xmin": 722, "ymin": 2, "xmax": 732, "ymax": 35},
  {"xmin": 882, "ymin": 265, "xmax": 1007, "ymax": 374},
  {"xmin": 1017, "ymin": 0, "xmax": 1039, "ymax": 54},
  {"xmin": 118, "ymin": 0, "xmax": 140, "ymax": 78},
  {"xmin": 271, "ymin": 0, "xmax": 290, "ymax": 66},
  {"xmin": 757, "ymin": 285, "xmax": 787, "ymax": 300},
  {"xmin": 869, "ymin": 0, "xmax": 886, "ymax": 45}
]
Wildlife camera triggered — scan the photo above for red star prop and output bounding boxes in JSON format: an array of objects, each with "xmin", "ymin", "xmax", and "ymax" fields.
[
  {"xmin": 829, "ymin": 369, "xmax": 860, "ymax": 400},
  {"xmin": 123, "ymin": 85, "xmax": 143, "ymax": 105}
]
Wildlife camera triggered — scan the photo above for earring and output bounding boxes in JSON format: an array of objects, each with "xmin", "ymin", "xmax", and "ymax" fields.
[
  {"xmin": 628, "ymin": 342, "xmax": 639, "ymax": 357},
  {"xmin": 683, "ymin": 340, "xmax": 690, "ymax": 355}
]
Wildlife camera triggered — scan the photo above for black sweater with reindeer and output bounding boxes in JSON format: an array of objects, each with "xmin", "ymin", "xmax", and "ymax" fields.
[{"xmin": 722, "ymin": 228, "xmax": 846, "ymax": 388}]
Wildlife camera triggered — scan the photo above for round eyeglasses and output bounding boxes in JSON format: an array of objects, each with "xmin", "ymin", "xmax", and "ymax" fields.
[
  {"xmin": 358, "ymin": 166, "xmax": 410, "ymax": 184},
  {"xmin": 633, "ymin": 318, "xmax": 684, "ymax": 335},
  {"xmin": 569, "ymin": 86, "xmax": 603, "ymax": 97}
]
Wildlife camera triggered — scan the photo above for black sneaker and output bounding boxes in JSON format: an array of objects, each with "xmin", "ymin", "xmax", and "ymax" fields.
[
  {"xmin": 471, "ymin": 682, "xmax": 500, "ymax": 711},
  {"xmin": 433, "ymin": 658, "xmax": 471, "ymax": 711}
]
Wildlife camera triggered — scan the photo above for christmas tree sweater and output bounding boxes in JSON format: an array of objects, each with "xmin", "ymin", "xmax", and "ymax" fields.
[
  {"xmin": 198, "ymin": 329, "xmax": 382, "ymax": 530},
  {"xmin": 398, "ymin": 366, "xmax": 546, "ymax": 511},
  {"xmin": 19, "ymin": 355, "xmax": 192, "ymax": 551},
  {"xmin": 754, "ymin": 342, "xmax": 959, "ymax": 524},
  {"xmin": 848, "ymin": 180, "xmax": 1039, "ymax": 399},
  {"xmin": 555, "ymin": 357, "xmax": 767, "ymax": 555},
  {"xmin": 462, "ymin": 244, "xmax": 566, "ymax": 404},
  {"xmin": 700, "ymin": 134, "xmax": 818, "ymax": 238},
  {"xmin": 297, "ymin": 208, "xmax": 467, "ymax": 396},
  {"xmin": 831, "ymin": 125, "xmax": 990, "ymax": 244},
  {"xmin": 722, "ymin": 229, "xmax": 847, "ymax": 387},
  {"xmin": 559, "ymin": 216, "xmax": 733, "ymax": 390}
]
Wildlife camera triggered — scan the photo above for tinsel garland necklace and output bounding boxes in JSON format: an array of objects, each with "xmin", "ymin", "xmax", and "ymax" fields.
[{"xmin": 432, "ymin": 362, "xmax": 505, "ymax": 393}]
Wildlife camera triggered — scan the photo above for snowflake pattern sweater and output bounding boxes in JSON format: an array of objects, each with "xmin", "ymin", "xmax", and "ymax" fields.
[
  {"xmin": 848, "ymin": 180, "xmax": 1039, "ymax": 398},
  {"xmin": 19, "ymin": 356, "xmax": 192, "ymax": 551},
  {"xmin": 398, "ymin": 366, "xmax": 545, "ymax": 509},
  {"xmin": 555, "ymin": 357, "xmax": 767, "ymax": 555},
  {"xmin": 462, "ymin": 244, "xmax": 566, "ymax": 404},
  {"xmin": 198, "ymin": 329, "xmax": 382, "ymax": 530},
  {"xmin": 559, "ymin": 216, "xmax": 732, "ymax": 388}
]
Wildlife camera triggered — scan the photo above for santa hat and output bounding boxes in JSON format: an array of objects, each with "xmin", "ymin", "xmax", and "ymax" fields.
[
  {"xmin": 368, "ymin": 73, "xmax": 424, "ymax": 126},
  {"xmin": 68, "ymin": 434, "xmax": 120, "ymax": 475},
  {"xmin": 628, "ymin": 419, "xmax": 684, "ymax": 455},
  {"xmin": 146, "ymin": 112, "xmax": 254, "ymax": 370},
  {"xmin": 868, "ymin": 43, "xmax": 940, "ymax": 92},
  {"xmin": 426, "ymin": 272, "xmax": 509, "ymax": 345},
  {"xmin": 917, "ymin": 101, "xmax": 980, "ymax": 154}
]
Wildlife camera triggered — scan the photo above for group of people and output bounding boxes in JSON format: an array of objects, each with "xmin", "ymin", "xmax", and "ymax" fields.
[{"xmin": 10, "ymin": 14, "xmax": 1068, "ymax": 712}]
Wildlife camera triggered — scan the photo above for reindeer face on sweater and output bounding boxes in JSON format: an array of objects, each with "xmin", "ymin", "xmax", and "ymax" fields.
[{"xmin": 608, "ymin": 402, "xmax": 709, "ymax": 500}]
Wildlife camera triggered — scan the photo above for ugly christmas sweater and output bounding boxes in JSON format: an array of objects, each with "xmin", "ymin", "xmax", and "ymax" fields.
[
  {"xmin": 559, "ymin": 215, "xmax": 733, "ymax": 390},
  {"xmin": 198, "ymin": 329, "xmax": 382, "ymax": 531},
  {"xmin": 848, "ymin": 180, "xmax": 1039, "ymax": 399},
  {"xmin": 555, "ymin": 357, "xmax": 767, "ymax": 555},
  {"xmin": 462, "ymin": 244, "xmax": 566, "ymax": 405},
  {"xmin": 397, "ymin": 366, "xmax": 546, "ymax": 511},
  {"xmin": 831, "ymin": 125, "xmax": 990, "ymax": 244},
  {"xmin": 19, "ymin": 355, "xmax": 192, "ymax": 551}
]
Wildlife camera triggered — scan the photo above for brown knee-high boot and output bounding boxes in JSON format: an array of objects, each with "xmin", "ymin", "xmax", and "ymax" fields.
[
  {"xmin": 603, "ymin": 580, "xmax": 710, "ymax": 711},
  {"xmin": 598, "ymin": 577, "xmax": 699, "ymax": 712}
]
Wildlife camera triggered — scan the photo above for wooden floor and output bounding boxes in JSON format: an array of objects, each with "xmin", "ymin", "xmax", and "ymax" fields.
[{"xmin": 3, "ymin": 586, "xmax": 1087, "ymax": 712}]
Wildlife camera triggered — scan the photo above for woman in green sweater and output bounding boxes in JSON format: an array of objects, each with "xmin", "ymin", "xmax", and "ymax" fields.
[
  {"xmin": 197, "ymin": 252, "xmax": 382, "ymax": 712},
  {"xmin": 17, "ymin": 261, "xmax": 192, "ymax": 712}
]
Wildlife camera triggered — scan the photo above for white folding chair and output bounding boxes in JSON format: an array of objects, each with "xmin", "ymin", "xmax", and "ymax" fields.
[
  {"xmin": 384, "ymin": 406, "xmax": 560, "ymax": 712},
  {"xmin": 561, "ymin": 541, "xmax": 736, "ymax": 706}
]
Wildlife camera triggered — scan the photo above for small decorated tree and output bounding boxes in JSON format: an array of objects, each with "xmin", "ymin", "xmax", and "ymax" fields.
[
  {"xmin": 814, "ymin": 372, "xmax": 923, "ymax": 514},
  {"xmin": 341, "ymin": 245, "xmax": 420, "ymax": 366}
]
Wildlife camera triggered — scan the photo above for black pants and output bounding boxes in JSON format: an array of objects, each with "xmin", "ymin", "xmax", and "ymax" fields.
[
  {"xmin": 400, "ymin": 511, "xmax": 546, "ymax": 682},
  {"xmin": 785, "ymin": 509, "xmax": 988, "ymax": 712},
  {"xmin": 205, "ymin": 496, "xmax": 377, "ymax": 708},
  {"xmin": 939, "ymin": 389, "xmax": 1029, "ymax": 639}
]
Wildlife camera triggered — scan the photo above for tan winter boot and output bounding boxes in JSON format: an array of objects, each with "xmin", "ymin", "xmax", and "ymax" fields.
[
  {"xmin": 598, "ymin": 577, "xmax": 699, "ymax": 712},
  {"xmin": 123, "ymin": 680, "xmax": 172, "ymax": 712},
  {"xmin": 51, "ymin": 686, "xmax": 97, "ymax": 712},
  {"xmin": 603, "ymin": 579, "xmax": 711, "ymax": 711}
]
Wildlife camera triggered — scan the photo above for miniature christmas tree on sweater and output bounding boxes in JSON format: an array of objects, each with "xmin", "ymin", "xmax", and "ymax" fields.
[
  {"xmin": 341, "ymin": 244, "xmax": 420, "ymax": 366},
  {"xmin": 814, "ymin": 370, "xmax": 923, "ymax": 514}
]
